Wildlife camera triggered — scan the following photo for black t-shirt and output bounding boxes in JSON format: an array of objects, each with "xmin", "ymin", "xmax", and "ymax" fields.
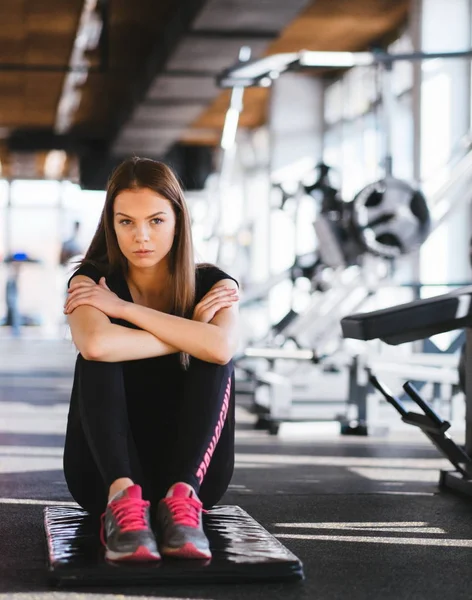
[
  {"xmin": 68, "ymin": 262, "xmax": 238, "ymax": 319},
  {"xmin": 68, "ymin": 261, "xmax": 239, "ymax": 376}
]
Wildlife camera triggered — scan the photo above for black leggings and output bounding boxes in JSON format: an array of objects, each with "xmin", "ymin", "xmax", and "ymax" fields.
[{"xmin": 63, "ymin": 354, "xmax": 235, "ymax": 516}]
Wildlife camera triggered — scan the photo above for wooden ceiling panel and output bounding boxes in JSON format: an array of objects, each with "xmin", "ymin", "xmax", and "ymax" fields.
[
  {"xmin": 190, "ymin": 0, "xmax": 410, "ymax": 139},
  {"xmin": 196, "ymin": 88, "xmax": 269, "ymax": 130},
  {"xmin": 26, "ymin": 3, "xmax": 82, "ymax": 33},
  {"xmin": 0, "ymin": 2, "xmax": 26, "ymax": 62},
  {"xmin": 24, "ymin": 74, "xmax": 64, "ymax": 118},
  {"xmin": 270, "ymin": 0, "xmax": 409, "ymax": 53},
  {"xmin": 0, "ymin": 2, "xmax": 26, "ymax": 33},
  {"xmin": 24, "ymin": 2, "xmax": 82, "ymax": 66},
  {"xmin": 0, "ymin": 108, "xmax": 54, "ymax": 129},
  {"xmin": 0, "ymin": 74, "xmax": 64, "ymax": 127},
  {"xmin": 0, "ymin": 74, "xmax": 23, "ymax": 96},
  {"xmin": 0, "ymin": 1, "xmax": 82, "ymax": 64},
  {"xmin": 0, "ymin": 41, "xmax": 24, "ymax": 60},
  {"xmin": 0, "ymin": 0, "xmax": 82, "ymax": 131}
]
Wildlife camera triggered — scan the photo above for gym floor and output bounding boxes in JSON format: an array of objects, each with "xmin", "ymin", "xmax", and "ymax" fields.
[{"xmin": 1, "ymin": 338, "xmax": 472, "ymax": 600}]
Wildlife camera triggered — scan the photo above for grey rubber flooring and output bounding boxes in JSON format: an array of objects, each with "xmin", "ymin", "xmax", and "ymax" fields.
[{"xmin": 1, "ymin": 338, "xmax": 472, "ymax": 600}]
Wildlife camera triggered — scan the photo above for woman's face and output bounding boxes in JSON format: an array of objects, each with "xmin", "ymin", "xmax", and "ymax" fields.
[{"xmin": 113, "ymin": 187, "xmax": 177, "ymax": 269}]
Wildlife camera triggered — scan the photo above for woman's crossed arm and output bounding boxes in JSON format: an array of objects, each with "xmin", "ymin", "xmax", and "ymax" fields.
[{"xmin": 66, "ymin": 275, "xmax": 239, "ymax": 364}]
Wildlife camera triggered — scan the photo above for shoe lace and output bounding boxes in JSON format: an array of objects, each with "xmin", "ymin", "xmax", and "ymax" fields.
[
  {"xmin": 100, "ymin": 497, "xmax": 150, "ymax": 545},
  {"xmin": 166, "ymin": 496, "xmax": 206, "ymax": 528}
]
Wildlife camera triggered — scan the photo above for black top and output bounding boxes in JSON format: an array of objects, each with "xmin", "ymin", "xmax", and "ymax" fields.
[
  {"xmin": 68, "ymin": 261, "xmax": 239, "ymax": 371},
  {"xmin": 68, "ymin": 261, "xmax": 239, "ymax": 326}
]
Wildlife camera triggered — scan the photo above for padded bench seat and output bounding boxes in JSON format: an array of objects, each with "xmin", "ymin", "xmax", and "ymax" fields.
[{"xmin": 341, "ymin": 286, "xmax": 472, "ymax": 344}]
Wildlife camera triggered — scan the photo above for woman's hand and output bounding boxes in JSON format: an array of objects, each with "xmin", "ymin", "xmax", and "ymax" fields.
[
  {"xmin": 64, "ymin": 277, "xmax": 127, "ymax": 319},
  {"xmin": 192, "ymin": 285, "xmax": 239, "ymax": 324}
]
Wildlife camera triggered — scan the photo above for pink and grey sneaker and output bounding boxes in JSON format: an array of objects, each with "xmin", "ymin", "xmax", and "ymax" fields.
[
  {"xmin": 100, "ymin": 484, "xmax": 161, "ymax": 562},
  {"xmin": 157, "ymin": 482, "xmax": 212, "ymax": 559}
]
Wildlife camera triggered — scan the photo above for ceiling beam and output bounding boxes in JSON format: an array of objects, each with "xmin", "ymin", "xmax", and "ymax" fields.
[
  {"xmin": 0, "ymin": 63, "xmax": 97, "ymax": 72},
  {"xmin": 185, "ymin": 30, "xmax": 279, "ymax": 40},
  {"xmin": 92, "ymin": 1, "xmax": 209, "ymax": 172},
  {"xmin": 143, "ymin": 98, "xmax": 211, "ymax": 107}
]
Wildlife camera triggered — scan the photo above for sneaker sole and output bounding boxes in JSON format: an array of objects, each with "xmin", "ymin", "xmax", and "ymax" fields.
[
  {"xmin": 105, "ymin": 545, "xmax": 161, "ymax": 562},
  {"xmin": 161, "ymin": 542, "xmax": 212, "ymax": 559}
]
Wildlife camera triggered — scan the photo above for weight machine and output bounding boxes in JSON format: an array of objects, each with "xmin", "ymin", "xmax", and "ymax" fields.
[
  {"xmin": 341, "ymin": 286, "xmax": 472, "ymax": 495},
  {"xmin": 218, "ymin": 45, "xmax": 472, "ymax": 434},
  {"xmin": 215, "ymin": 44, "xmax": 472, "ymax": 262},
  {"xmin": 235, "ymin": 142, "xmax": 472, "ymax": 435}
]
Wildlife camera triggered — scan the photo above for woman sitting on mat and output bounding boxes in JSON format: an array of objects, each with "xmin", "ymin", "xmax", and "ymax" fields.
[{"xmin": 63, "ymin": 157, "xmax": 240, "ymax": 562}]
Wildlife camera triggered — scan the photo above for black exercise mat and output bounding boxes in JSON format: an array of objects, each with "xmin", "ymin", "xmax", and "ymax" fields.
[{"xmin": 44, "ymin": 504, "xmax": 304, "ymax": 586}]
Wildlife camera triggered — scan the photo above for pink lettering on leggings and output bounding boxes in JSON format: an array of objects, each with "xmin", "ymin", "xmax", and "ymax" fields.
[{"xmin": 196, "ymin": 376, "xmax": 231, "ymax": 484}]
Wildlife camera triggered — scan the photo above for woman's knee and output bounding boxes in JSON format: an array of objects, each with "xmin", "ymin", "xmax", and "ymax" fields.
[
  {"xmin": 76, "ymin": 355, "xmax": 125, "ymax": 393},
  {"xmin": 77, "ymin": 353, "xmax": 123, "ymax": 373},
  {"xmin": 63, "ymin": 466, "xmax": 107, "ymax": 516},
  {"xmin": 199, "ymin": 464, "xmax": 234, "ymax": 509},
  {"xmin": 188, "ymin": 358, "xmax": 234, "ymax": 381}
]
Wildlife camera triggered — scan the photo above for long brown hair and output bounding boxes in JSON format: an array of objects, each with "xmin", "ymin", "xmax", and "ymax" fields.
[{"xmin": 81, "ymin": 157, "xmax": 195, "ymax": 368}]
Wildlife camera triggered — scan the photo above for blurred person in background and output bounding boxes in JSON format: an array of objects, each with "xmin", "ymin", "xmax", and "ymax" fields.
[{"xmin": 59, "ymin": 220, "xmax": 83, "ymax": 267}]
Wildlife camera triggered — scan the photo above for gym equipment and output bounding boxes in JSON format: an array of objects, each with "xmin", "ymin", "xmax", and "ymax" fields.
[
  {"xmin": 222, "ymin": 49, "xmax": 472, "ymax": 436},
  {"xmin": 301, "ymin": 173, "xmax": 431, "ymax": 270},
  {"xmin": 236, "ymin": 263, "xmax": 384, "ymax": 435},
  {"xmin": 341, "ymin": 285, "xmax": 472, "ymax": 495},
  {"xmin": 304, "ymin": 163, "xmax": 344, "ymax": 216},
  {"xmin": 272, "ymin": 182, "xmax": 295, "ymax": 211},
  {"xmin": 216, "ymin": 46, "xmax": 472, "ymax": 266},
  {"xmin": 350, "ymin": 177, "xmax": 430, "ymax": 258},
  {"xmin": 293, "ymin": 163, "xmax": 355, "ymax": 281},
  {"xmin": 456, "ymin": 234, "xmax": 472, "ymax": 393},
  {"xmin": 290, "ymin": 252, "xmax": 321, "ymax": 287},
  {"xmin": 237, "ymin": 135, "xmax": 472, "ymax": 435},
  {"xmin": 371, "ymin": 375, "xmax": 470, "ymax": 474},
  {"xmin": 217, "ymin": 49, "xmax": 472, "ymax": 90},
  {"xmin": 238, "ymin": 274, "xmax": 468, "ymax": 436},
  {"xmin": 282, "ymin": 164, "xmax": 431, "ymax": 293},
  {"xmin": 44, "ymin": 504, "xmax": 304, "ymax": 586}
]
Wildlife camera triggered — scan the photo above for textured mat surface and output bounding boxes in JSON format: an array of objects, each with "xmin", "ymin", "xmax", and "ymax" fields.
[{"xmin": 44, "ymin": 504, "xmax": 304, "ymax": 586}]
